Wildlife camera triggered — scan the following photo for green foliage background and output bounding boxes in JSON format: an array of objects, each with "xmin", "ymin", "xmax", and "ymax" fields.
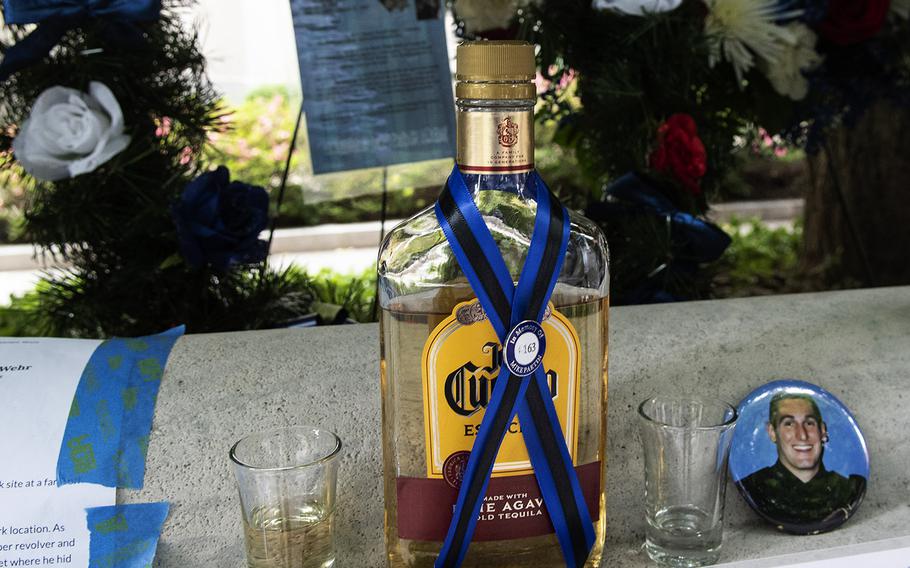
[
  {"xmin": 0, "ymin": 1, "xmax": 818, "ymax": 335},
  {"xmin": 0, "ymin": 1, "xmax": 314, "ymax": 337},
  {"xmin": 0, "ymin": 80, "xmax": 807, "ymax": 333}
]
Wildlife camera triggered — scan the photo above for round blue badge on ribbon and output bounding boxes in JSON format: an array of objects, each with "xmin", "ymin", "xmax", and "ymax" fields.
[{"xmin": 504, "ymin": 320, "xmax": 546, "ymax": 377}]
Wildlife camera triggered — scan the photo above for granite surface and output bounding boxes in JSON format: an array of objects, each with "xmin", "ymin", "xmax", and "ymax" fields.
[{"xmin": 121, "ymin": 287, "xmax": 910, "ymax": 566}]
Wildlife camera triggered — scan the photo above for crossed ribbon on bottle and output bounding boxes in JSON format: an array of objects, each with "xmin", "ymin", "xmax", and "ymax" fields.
[{"xmin": 433, "ymin": 166, "xmax": 595, "ymax": 568}]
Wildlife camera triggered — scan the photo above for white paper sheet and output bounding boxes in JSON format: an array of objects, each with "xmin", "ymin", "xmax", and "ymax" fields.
[
  {"xmin": 0, "ymin": 338, "xmax": 116, "ymax": 568},
  {"xmin": 290, "ymin": 0, "xmax": 456, "ymax": 174}
]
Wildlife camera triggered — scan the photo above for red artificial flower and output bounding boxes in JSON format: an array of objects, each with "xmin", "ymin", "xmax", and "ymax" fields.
[
  {"xmin": 818, "ymin": 0, "xmax": 891, "ymax": 46},
  {"xmin": 649, "ymin": 114, "xmax": 707, "ymax": 196}
]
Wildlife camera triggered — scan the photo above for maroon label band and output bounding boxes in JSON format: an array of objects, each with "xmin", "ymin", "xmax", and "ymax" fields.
[{"xmin": 397, "ymin": 461, "xmax": 601, "ymax": 542}]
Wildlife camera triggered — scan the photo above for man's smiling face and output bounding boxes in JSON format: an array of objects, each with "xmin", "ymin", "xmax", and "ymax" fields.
[{"xmin": 767, "ymin": 398, "xmax": 826, "ymax": 479}]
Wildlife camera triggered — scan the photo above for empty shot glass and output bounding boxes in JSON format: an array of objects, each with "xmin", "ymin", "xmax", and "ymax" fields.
[
  {"xmin": 638, "ymin": 396, "xmax": 738, "ymax": 567},
  {"xmin": 230, "ymin": 426, "xmax": 341, "ymax": 568}
]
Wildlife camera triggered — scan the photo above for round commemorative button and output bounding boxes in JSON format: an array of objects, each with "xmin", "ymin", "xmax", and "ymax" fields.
[
  {"xmin": 504, "ymin": 320, "xmax": 546, "ymax": 377},
  {"xmin": 729, "ymin": 379, "xmax": 869, "ymax": 535}
]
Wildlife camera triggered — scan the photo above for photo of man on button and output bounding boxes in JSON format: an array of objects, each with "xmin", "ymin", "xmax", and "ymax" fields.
[{"xmin": 740, "ymin": 392, "xmax": 867, "ymax": 533}]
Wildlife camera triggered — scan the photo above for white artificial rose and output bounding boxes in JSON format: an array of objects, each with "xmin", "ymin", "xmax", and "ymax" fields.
[
  {"xmin": 594, "ymin": 0, "xmax": 682, "ymax": 15},
  {"xmin": 455, "ymin": 0, "xmax": 535, "ymax": 33},
  {"xmin": 12, "ymin": 81, "xmax": 132, "ymax": 182},
  {"xmin": 760, "ymin": 23, "xmax": 822, "ymax": 101}
]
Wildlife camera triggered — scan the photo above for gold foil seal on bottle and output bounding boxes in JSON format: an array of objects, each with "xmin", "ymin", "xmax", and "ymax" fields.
[{"xmin": 456, "ymin": 41, "xmax": 536, "ymax": 100}]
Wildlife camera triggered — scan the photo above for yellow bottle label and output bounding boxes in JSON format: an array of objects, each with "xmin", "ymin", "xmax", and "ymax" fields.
[{"xmin": 421, "ymin": 299, "xmax": 581, "ymax": 479}]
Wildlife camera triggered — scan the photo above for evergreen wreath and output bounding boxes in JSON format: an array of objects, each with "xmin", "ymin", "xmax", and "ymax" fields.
[{"xmin": 0, "ymin": 0, "xmax": 314, "ymax": 337}]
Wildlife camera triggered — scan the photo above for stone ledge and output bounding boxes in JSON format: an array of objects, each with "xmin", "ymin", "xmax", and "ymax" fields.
[
  {"xmin": 710, "ymin": 198, "xmax": 804, "ymax": 223},
  {"xmin": 121, "ymin": 287, "xmax": 910, "ymax": 567},
  {"xmin": 0, "ymin": 197, "xmax": 807, "ymax": 273},
  {"xmin": 0, "ymin": 221, "xmax": 402, "ymax": 271}
]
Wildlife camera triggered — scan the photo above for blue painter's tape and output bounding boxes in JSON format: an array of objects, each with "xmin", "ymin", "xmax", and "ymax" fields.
[
  {"xmin": 87, "ymin": 502, "xmax": 170, "ymax": 568},
  {"xmin": 58, "ymin": 326, "xmax": 184, "ymax": 488}
]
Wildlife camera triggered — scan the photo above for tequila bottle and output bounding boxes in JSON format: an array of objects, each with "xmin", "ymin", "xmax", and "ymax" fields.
[{"xmin": 378, "ymin": 41, "xmax": 609, "ymax": 568}]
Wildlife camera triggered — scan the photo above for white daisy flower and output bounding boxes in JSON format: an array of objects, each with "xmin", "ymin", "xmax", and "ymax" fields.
[
  {"xmin": 760, "ymin": 23, "xmax": 823, "ymax": 101},
  {"xmin": 704, "ymin": 0, "xmax": 802, "ymax": 83}
]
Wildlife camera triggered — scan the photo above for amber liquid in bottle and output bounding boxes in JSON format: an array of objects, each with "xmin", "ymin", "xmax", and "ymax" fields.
[{"xmin": 378, "ymin": 41, "xmax": 609, "ymax": 568}]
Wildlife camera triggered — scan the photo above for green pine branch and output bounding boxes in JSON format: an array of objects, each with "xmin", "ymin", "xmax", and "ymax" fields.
[{"xmin": 0, "ymin": 1, "xmax": 316, "ymax": 337}]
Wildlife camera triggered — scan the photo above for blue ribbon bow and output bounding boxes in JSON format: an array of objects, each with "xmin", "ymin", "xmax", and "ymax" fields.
[
  {"xmin": 0, "ymin": 0, "xmax": 160, "ymax": 80},
  {"xmin": 586, "ymin": 172, "xmax": 731, "ymax": 303},
  {"xmin": 434, "ymin": 166, "xmax": 595, "ymax": 567}
]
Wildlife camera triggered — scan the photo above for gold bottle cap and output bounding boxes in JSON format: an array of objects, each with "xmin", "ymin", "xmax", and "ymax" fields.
[{"xmin": 456, "ymin": 41, "xmax": 536, "ymax": 100}]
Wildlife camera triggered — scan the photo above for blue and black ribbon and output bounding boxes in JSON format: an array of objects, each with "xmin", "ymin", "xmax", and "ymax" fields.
[
  {"xmin": 0, "ymin": 0, "xmax": 160, "ymax": 81},
  {"xmin": 433, "ymin": 166, "xmax": 595, "ymax": 568}
]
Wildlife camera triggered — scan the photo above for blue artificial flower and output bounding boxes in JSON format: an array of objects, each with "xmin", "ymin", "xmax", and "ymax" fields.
[
  {"xmin": 595, "ymin": 172, "xmax": 731, "ymax": 263},
  {"xmin": 585, "ymin": 172, "xmax": 731, "ymax": 304},
  {"xmin": 172, "ymin": 166, "xmax": 269, "ymax": 272}
]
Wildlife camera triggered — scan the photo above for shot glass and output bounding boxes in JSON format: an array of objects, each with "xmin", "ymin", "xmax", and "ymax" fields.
[
  {"xmin": 638, "ymin": 396, "xmax": 737, "ymax": 567},
  {"xmin": 230, "ymin": 426, "xmax": 341, "ymax": 568}
]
